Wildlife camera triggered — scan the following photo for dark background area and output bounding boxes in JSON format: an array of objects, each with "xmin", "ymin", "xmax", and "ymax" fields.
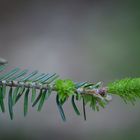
[{"xmin": 0, "ymin": 0, "xmax": 140, "ymax": 140}]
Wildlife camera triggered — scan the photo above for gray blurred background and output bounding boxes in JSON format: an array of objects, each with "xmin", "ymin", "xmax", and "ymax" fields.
[{"xmin": 0, "ymin": 0, "xmax": 140, "ymax": 140}]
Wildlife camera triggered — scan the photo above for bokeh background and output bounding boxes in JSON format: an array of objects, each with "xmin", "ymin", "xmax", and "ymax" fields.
[{"xmin": 0, "ymin": 0, "xmax": 140, "ymax": 140}]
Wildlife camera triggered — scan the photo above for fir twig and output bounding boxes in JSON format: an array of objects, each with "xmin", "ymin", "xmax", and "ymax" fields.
[{"xmin": 0, "ymin": 63, "xmax": 139, "ymax": 121}]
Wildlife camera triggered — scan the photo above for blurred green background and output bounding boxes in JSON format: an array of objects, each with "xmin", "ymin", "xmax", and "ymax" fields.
[{"xmin": 0, "ymin": 0, "xmax": 140, "ymax": 140}]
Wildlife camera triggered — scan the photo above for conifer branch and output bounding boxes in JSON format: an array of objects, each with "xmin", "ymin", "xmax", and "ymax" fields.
[{"xmin": 0, "ymin": 61, "xmax": 139, "ymax": 121}]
